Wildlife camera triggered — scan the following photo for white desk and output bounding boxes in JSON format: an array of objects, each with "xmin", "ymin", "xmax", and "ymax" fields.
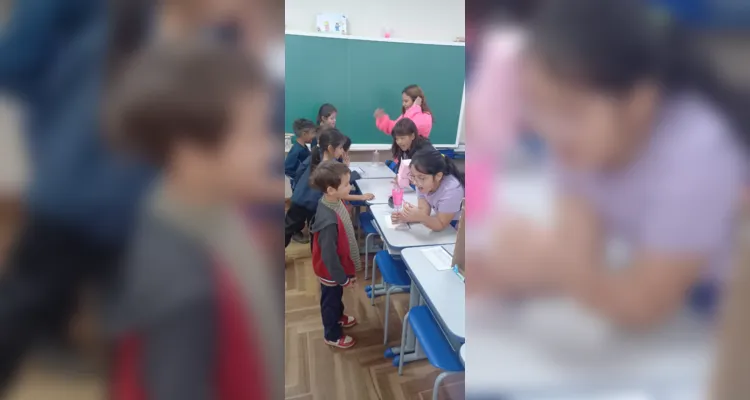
[
  {"xmin": 465, "ymin": 299, "xmax": 714, "ymax": 399},
  {"xmin": 349, "ymin": 162, "xmax": 396, "ymax": 179},
  {"xmin": 442, "ymin": 244, "xmax": 456, "ymax": 256},
  {"xmin": 370, "ymin": 205, "xmax": 457, "ymax": 250},
  {"xmin": 355, "ymin": 179, "xmax": 418, "ymax": 206},
  {"xmin": 402, "ymin": 247, "xmax": 465, "ymax": 339}
]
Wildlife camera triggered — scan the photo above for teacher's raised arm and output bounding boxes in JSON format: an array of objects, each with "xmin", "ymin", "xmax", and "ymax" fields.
[{"xmin": 374, "ymin": 84, "xmax": 433, "ymax": 138}]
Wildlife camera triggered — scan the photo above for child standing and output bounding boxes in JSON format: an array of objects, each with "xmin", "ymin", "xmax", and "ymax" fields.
[
  {"xmin": 106, "ymin": 42, "xmax": 281, "ymax": 399},
  {"xmin": 285, "ymin": 118, "xmax": 315, "ymax": 189},
  {"xmin": 311, "ymin": 103, "xmax": 337, "ymax": 148},
  {"xmin": 309, "ymin": 161, "xmax": 359, "ymax": 348},
  {"xmin": 374, "ymin": 85, "xmax": 433, "ymax": 138}
]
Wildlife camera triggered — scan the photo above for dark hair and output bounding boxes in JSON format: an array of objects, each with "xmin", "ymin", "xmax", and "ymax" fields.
[
  {"xmin": 391, "ymin": 118, "xmax": 430, "ymax": 160},
  {"xmin": 107, "ymin": 41, "xmax": 267, "ymax": 164},
  {"xmin": 402, "ymin": 85, "xmax": 432, "ymax": 116},
  {"xmin": 293, "ymin": 118, "xmax": 316, "ymax": 137},
  {"xmin": 410, "ymin": 148, "xmax": 465, "ymax": 187},
  {"xmin": 317, "ymin": 103, "xmax": 338, "ymax": 125},
  {"xmin": 310, "ymin": 160, "xmax": 350, "ymax": 192},
  {"xmin": 343, "ymin": 136, "xmax": 352, "ymax": 152},
  {"xmin": 311, "ymin": 128, "xmax": 346, "ymax": 173},
  {"xmin": 107, "ymin": 0, "xmax": 152, "ymax": 80},
  {"xmin": 530, "ymin": 0, "xmax": 750, "ymax": 149},
  {"xmin": 469, "ymin": 0, "xmax": 542, "ymax": 25}
]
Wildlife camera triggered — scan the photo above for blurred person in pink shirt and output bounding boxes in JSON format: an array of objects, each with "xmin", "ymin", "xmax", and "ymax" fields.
[{"xmin": 374, "ymin": 84, "xmax": 433, "ymax": 138}]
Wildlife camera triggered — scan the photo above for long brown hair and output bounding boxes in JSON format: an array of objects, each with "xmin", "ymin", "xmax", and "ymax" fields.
[{"xmin": 402, "ymin": 84, "xmax": 432, "ymax": 116}]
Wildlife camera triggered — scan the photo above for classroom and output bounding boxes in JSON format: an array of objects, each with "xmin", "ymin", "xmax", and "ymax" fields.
[{"xmin": 283, "ymin": 0, "xmax": 466, "ymax": 399}]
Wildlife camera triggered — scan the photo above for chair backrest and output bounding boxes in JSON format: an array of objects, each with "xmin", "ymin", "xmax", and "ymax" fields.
[{"xmin": 452, "ymin": 200, "xmax": 465, "ymax": 275}]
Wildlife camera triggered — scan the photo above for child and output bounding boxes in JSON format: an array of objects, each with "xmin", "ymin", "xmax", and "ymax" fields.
[
  {"xmin": 309, "ymin": 161, "xmax": 360, "ymax": 349},
  {"xmin": 106, "ymin": 42, "xmax": 280, "ymax": 399},
  {"xmin": 285, "ymin": 118, "xmax": 315, "ymax": 189},
  {"xmin": 374, "ymin": 84, "xmax": 433, "ymax": 138},
  {"xmin": 476, "ymin": 0, "xmax": 746, "ymax": 326},
  {"xmin": 390, "ymin": 118, "xmax": 434, "ymax": 174},
  {"xmin": 338, "ymin": 135, "xmax": 353, "ymax": 167},
  {"xmin": 311, "ymin": 103, "xmax": 337, "ymax": 148},
  {"xmin": 286, "ymin": 129, "xmax": 373, "ymax": 248},
  {"xmin": 392, "ymin": 148, "xmax": 465, "ymax": 231}
]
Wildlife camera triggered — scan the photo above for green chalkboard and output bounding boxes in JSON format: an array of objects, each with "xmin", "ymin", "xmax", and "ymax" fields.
[{"xmin": 285, "ymin": 34, "xmax": 465, "ymax": 147}]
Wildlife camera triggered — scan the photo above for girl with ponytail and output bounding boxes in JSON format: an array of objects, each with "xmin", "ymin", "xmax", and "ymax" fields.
[
  {"xmin": 286, "ymin": 128, "xmax": 373, "ymax": 247},
  {"xmin": 392, "ymin": 148, "xmax": 465, "ymax": 232}
]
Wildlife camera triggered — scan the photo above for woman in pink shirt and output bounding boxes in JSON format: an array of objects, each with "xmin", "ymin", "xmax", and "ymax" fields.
[{"xmin": 374, "ymin": 84, "xmax": 433, "ymax": 138}]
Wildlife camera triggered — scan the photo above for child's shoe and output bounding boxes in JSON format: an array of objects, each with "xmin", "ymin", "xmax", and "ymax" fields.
[
  {"xmin": 338, "ymin": 314, "xmax": 357, "ymax": 328},
  {"xmin": 325, "ymin": 335, "xmax": 356, "ymax": 349}
]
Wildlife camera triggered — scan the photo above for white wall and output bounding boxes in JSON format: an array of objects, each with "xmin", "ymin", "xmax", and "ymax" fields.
[{"xmin": 285, "ymin": 0, "xmax": 465, "ymax": 42}]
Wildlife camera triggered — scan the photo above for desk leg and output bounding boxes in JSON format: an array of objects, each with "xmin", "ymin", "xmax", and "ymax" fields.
[{"xmin": 367, "ymin": 285, "xmax": 408, "ymax": 298}]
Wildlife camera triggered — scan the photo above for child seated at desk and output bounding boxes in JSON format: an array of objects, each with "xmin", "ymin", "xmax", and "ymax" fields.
[
  {"xmin": 309, "ymin": 161, "xmax": 360, "ymax": 349},
  {"xmin": 285, "ymin": 118, "xmax": 315, "ymax": 189},
  {"xmin": 286, "ymin": 129, "xmax": 374, "ymax": 248},
  {"xmin": 392, "ymin": 148, "xmax": 465, "ymax": 231},
  {"xmin": 312, "ymin": 103, "xmax": 337, "ymax": 148},
  {"xmin": 390, "ymin": 118, "xmax": 434, "ymax": 176},
  {"xmin": 338, "ymin": 136, "xmax": 358, "ymax": 212}
]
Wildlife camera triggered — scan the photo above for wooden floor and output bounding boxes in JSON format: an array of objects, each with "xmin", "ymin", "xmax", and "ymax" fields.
[{"xmin": 284, "ymin": 240, "xmax": 465, "ymax": 400}]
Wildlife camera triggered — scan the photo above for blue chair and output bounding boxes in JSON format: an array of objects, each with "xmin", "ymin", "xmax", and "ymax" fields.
[
  {"xmin": 358, "ymin": 211, "xmax": 379, "ymax": 279},
  {"xmin": 385, "ymin": 160, "xmax": 398, "ymax": 173},
  {"xmin": 371, "ymin": 250, "xmax": 411, "ymax": 344},
  {"xmin": 399, "ymin": 306, "xmax": 464, "ymax": 400}
]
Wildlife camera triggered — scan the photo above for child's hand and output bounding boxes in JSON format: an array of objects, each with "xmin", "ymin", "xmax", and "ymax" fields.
[
  {"xmin": 374, "ymin": 108, "xmax": 385, "ymax": 119},
  {"xmin": 362, "ymin": 193, "xmax": 375, "ymax": 201},
  {"xmin": 414, "ymin": 96, "xmax": 423, "ymax": 107},
  {"xmin": 343, "ymin": 153, "xmax": 351, "ymax": 166},
  {"xmin": 402, "ymin": 203, "xmax": 422, "ymax": 222},
  {"xmin": 348, "ymin": 277, "xmax": 358, "ymax": 289},
  {"xmin": 391, "ymin": 212, "xmax": 405, "ymax": 224}
]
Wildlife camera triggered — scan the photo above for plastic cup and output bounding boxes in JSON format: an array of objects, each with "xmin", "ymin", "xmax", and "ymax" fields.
[{"xmin": 391, "ymin": 187, "xmax": 404, "ymax": 210}]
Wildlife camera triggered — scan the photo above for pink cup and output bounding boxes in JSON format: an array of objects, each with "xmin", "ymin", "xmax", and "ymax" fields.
[{"xmin": 391, "ymin": 187, "xmax": 404, "ymax": 209}]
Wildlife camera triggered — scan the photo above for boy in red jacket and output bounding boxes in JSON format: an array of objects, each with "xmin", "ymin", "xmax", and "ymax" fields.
[
  {"xmin": 309, "ymin": 161, "xmax": 360, "ymax": 349},
  {"xmin": 105, "ymin": 42, "xmax": 280, "ymax": 399}
]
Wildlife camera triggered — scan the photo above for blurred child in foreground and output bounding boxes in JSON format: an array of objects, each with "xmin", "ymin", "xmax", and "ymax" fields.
[
  {"xmin": 477, "ymin": 0, "xmax": 747, "ymax": 327},
  {"xmin": 106, "ymin": 41, "xmax": 281, "ymax": 399}
]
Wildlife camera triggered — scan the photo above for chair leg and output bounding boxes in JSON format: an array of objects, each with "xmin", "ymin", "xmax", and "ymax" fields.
[
  {"xmin": 364, "ymin": 233, "xmax": 373, "ymax": 280},
  {"xmin": 432, "ymin": 371, "xmax": 456, "ymax": 400},
  {"xmin": 398, "ymin": 311, "xmax": 410, "ymax": 376},
  {"xmin": 383, "ymin": 283, "xmax": 391, "ymax": 345},
  {"xmin": 371, "ymin": 255, "xmax": 378, "ymax": 306}
]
